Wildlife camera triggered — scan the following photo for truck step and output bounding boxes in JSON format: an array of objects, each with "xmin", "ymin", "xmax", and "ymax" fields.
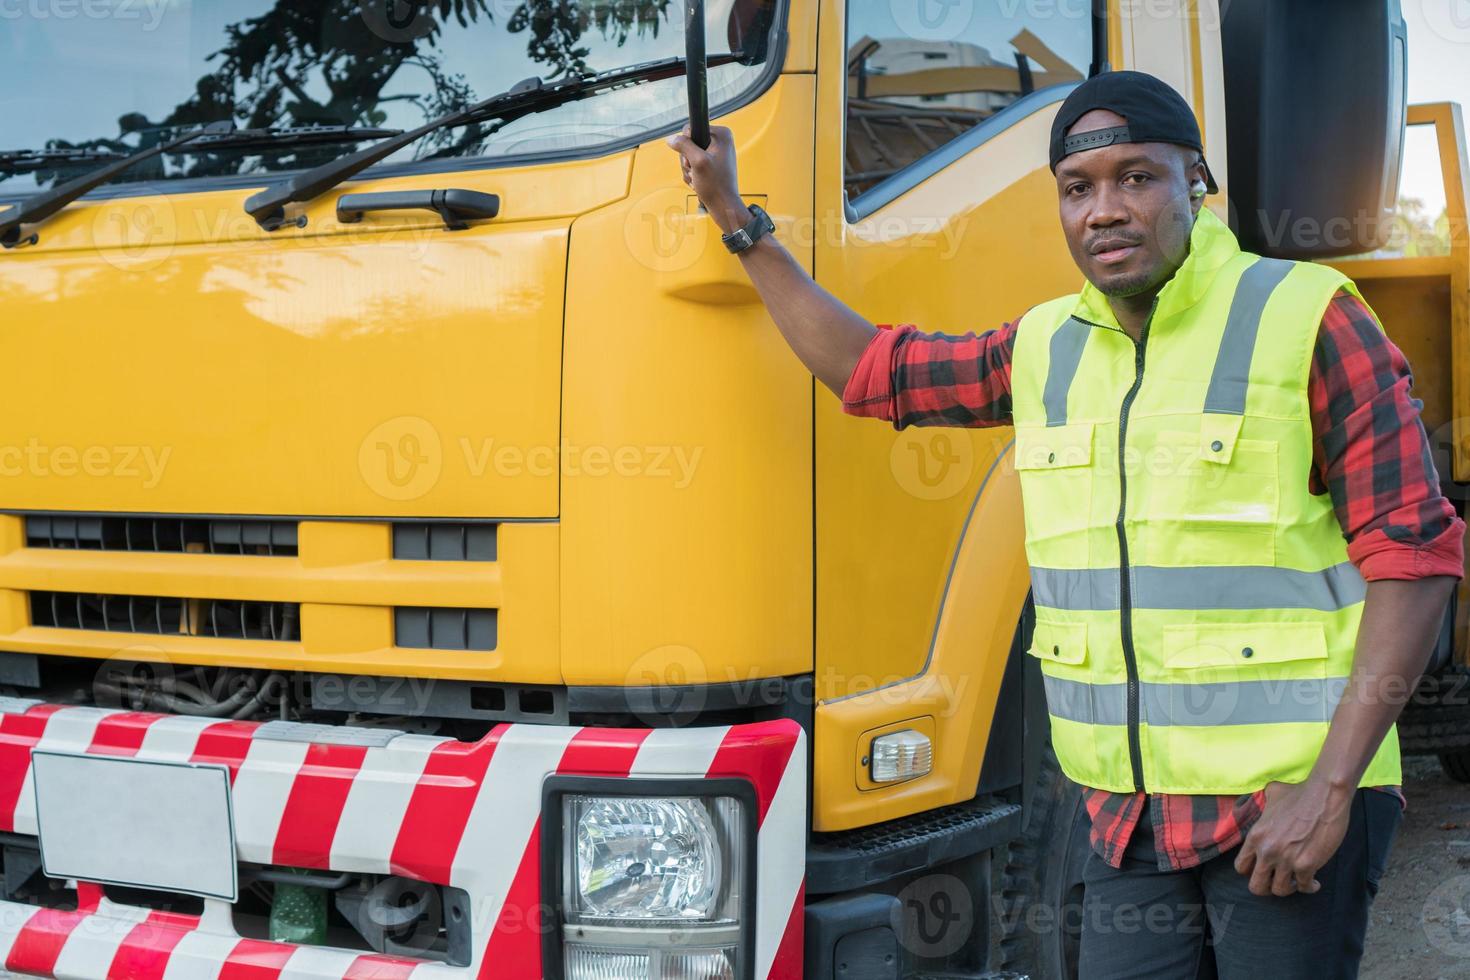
[{"xmin": 806, "ymin": 796, "xmax": 1023, "ymax": 894}]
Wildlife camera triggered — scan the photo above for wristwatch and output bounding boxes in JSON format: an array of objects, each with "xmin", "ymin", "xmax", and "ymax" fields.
[{"xmin": 721, "ymin": 204, "xmax": 775, "ymax": 254}]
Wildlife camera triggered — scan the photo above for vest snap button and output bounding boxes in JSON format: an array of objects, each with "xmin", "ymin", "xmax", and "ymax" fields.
[
  {"xmin": 1242, "ymin": 646, "xmax": 1254, "ymax": 658},
  {"xmin": 1211, "ymin": 440, "xmax": 1224, "ymax": 453},
  {"xmin": 1052, "ymin": 645, "xmax": 1060, "ymax": 656},
  {"xmin": 1047, "ymin": 452, "xmax": 1056, "ymax": 463}
]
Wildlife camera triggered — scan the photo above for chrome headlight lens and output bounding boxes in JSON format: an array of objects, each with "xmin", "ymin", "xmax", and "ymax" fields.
[
  {"xmin": 549, "ymin": 780, "xmax": 755, "ymax": 980},
  {"xmin": 571, "ymin": 796, "xmax": 723, "ymax": 920}
]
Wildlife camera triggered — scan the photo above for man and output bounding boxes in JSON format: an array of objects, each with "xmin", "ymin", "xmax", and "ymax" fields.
[{"xmin": 668, "ymin": 71, "xmax": 1464, "ymax": 977}]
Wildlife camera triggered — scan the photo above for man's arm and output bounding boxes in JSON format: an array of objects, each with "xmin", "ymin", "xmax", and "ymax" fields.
[
  {"xmin": 668, "ymin": 126, "xmax": 1018, "ymax": 428},
  {"xmin": 667, "ymin": 126, "xmax": 876, "ymax": 395},
  {"xmin": 1235, "ymin": 576, "xmax": 1454, "ymax": 897},
  {"xmin": 1234, "ymin": 291, "xmax": 1466, "ymax": 897}
]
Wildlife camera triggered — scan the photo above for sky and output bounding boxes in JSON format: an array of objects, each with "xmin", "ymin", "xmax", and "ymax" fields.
[{"xmin": 1395, "ymin": 1, "xmax": 1470, "ymax": 216}]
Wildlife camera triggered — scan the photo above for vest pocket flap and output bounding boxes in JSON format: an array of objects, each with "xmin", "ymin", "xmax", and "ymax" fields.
[
  {"xmin": 1199, "ymin": 413, "xmax": 1244, "ymax": 465},
  {"xmin": 1162, "ymin": 622, "xmax": 1327, "ymax": 669},
  {"xmin": 1029, "ymin": 619, "xmax": 1088, "ymax": 665},
  {"xmin": 1015, "ymin": 422, "xmax": 1094, "ymax": 471}
]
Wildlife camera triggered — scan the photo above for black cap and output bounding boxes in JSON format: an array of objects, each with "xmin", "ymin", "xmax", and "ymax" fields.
[{"xmin": 1049, "ymin": 70, "xmax": 1218, "ymax": 194}]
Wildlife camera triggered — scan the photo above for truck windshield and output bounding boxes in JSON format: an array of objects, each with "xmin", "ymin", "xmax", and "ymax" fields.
[{"xmin": 0, "ymin": 0, "xmax": 781, "ymax": 196}]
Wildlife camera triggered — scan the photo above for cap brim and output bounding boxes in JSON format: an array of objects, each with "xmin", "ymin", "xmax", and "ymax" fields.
[{"xmin": 1202, "ymin": 157, "xmax": 1220, "ymax": 195}]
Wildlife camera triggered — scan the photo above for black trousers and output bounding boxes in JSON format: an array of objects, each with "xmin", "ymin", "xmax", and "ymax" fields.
[{"xmin": 1077, "ymin": 789, "xmax": 1401, "ymax": 980}]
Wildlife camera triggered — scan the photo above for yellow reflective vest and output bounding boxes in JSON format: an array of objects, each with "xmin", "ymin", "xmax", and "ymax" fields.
[{"xmin": 1011, "ymin": 208, "xmax": 1401, "ymax": 794}]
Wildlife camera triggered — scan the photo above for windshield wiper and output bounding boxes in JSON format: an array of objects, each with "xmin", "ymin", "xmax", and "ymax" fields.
[
  {"xmin": 244, "ymin": 53, "xmax": 739, "ymax": 231},
  {"xmin": 0, "ymin": 124, "xmax": 404, "ymax": 248},
  {"xmin": 0, "ymin": 121, "xmax": 233, "ymax": 247},
  {"xmin": 0, "ymin": 148, "xmax": 128, "ymax": 175},
  {"xmin": 0, "ymin": 126, "xmax": 402, "ymax": 178},
  {"xmin": 192, "ymin": 124, "xmax": 402, "ymax": 151}
]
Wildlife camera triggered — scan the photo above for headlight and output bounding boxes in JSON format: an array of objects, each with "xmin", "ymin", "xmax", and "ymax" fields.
[
  {"xmin": 545, "ymin": 778, "xmax": 756, "ymax": 980},
  {"xmin": 571, "ymin": 797, "xmax": 724, "ymax": 920}
]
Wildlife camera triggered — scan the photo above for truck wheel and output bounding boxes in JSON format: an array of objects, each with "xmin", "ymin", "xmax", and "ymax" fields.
[
  {"xmin": 996, "ymin": 742, "xmax": 1089, "ymax": 980},
  {"xmin": 1440, "ymin": 750, "xmax": 1470, "ymax": 783},
  {"xmin": 1400, "ymin": 665, "xmax": 1470, "ymax": 754}
]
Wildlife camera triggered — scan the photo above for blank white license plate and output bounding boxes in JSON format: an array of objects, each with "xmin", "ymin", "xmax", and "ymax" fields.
[{"xmin": 32, "ymin": 751, "xmax": 237, "ymax": 901}]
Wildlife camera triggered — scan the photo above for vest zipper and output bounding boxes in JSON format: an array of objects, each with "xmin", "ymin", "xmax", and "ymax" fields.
[{"xmin": 1114, "ymin": 301, "xmax": 1157, "ymax": 793}]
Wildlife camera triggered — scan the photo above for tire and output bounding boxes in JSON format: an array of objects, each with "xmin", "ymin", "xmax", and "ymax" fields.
[
  {"xmin": 1399, "ymin": 665, "xmax": 1470, "ymax": 754},
  {"xmin": 1439, "ymin": 749, "xmax": 1470, "ymax": 783},
  {"xmin": 996, "ymin": 742, "xmax": 1090, "ymax": 980}
]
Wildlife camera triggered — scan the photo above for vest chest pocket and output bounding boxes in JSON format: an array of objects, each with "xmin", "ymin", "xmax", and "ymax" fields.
[
  {"xmin": 1014, "ymin": 423, "xmax": 1095, "ymax": 562},
  {"xmin": 1028, "ymin": 619, "xmax": 1088, "ymax": 666},
  {"xmin": 1147, "ymin": 416, "xmax": 1279, "ymax": 565}
]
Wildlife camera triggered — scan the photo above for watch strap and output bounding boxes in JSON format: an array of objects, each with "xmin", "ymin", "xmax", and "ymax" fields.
[{"xmin": 722, "ymin": 204, "xmax": 774, "ymax": 254}]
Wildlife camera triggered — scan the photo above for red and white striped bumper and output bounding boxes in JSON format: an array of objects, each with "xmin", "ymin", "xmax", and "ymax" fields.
[{"xmin": 0, "ymin": 701, "xmax": 806, "ymax": 979}]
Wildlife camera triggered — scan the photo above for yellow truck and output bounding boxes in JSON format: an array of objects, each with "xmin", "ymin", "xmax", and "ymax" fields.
[{"xmin": 0, "ymin": 0, "xmax": 1462, "ymax": 977}]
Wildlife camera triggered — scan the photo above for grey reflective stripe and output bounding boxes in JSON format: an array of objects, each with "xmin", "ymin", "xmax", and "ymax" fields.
[
  {"xmin": 1042, "ymin": 676, "xmax": 1127, "ymax": 725},
  {"xmin": 1202, "ymin": 257, "xmax": 1296, "ymax": 415},
  {"xmin": 1044, "ymin": 675, "xmax": 1347, "ymax": 727},
  {"xmin": 1043, "ymin": 317, "xmax": 1092, "ymax": 426},
  {"xmin": 1030, "ymin": 566, "xmax": 1119, "ymax": 611},
  {"xmin": 1030, "ymin": 562, "xmax": 1366, "ymax": 612}
]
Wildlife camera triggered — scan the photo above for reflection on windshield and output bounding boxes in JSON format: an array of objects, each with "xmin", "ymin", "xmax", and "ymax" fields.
[
  {"xmin": 843, "ymin": 10, "xmax": 1088, "ymax": 201},
  {"xmin": 0, "ymin": 0, "xmax": 778, "ymax": 194}
]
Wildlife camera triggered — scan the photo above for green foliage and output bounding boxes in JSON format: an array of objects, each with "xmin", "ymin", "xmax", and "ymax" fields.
[{"xmin": 38, "ymin": 0, "xmax": 674, "ymax": 182}]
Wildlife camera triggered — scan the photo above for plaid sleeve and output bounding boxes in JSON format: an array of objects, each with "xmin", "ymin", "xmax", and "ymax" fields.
[
  {"xmin": 1310, "ymin": 291, "xmax": 1465, "ymax": 581},
  {"xmin": 840, "ymin": 320, "xmax": 1018, "ymax": 429}
]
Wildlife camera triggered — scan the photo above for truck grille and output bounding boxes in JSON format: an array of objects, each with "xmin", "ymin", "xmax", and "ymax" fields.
[
  {"xmin": 391, "ymin": 523, "xmax": 496, "ymax": 561},
  {"xmin": 30, "ymin": 591, "xmax": 299, "ymax": 641},
  {"xmin": 25, "ymin": 514, "xmax": 298, "ymax": 556},
  {"xmin": 394, "ymin": 607, "xmax": 496, "ymax": 651}
]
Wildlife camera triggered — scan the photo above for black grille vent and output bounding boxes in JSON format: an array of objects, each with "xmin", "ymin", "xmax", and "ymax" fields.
[
  {"xmin": 395, "ymin": 607, "xmax": 497, "ymax": 651},
  {"xmin": 25, "ymin": 515, "xmax": 298, "ymax": 556},
  {"xmin": 392, "ymin": 523, "xmax": 496, "ymax": 562},
  {"xmin": 30, "ymin": 591, "xmax": 299, "ymax": 641}
]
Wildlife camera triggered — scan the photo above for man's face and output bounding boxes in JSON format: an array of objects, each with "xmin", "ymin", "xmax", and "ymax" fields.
[{"xmin": 1055, "ymin": 108, "xmax": 1204, "ymax": 299}]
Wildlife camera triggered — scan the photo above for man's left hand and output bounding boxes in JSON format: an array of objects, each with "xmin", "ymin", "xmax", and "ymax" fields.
[{"xmin": 1233, "ymin": 779, "xmax": 1352, "ymax": 897}]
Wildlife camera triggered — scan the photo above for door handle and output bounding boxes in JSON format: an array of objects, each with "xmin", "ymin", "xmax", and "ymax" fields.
[{"xmin": 336, "ymin": 189, "xmax": 500, "ymax": 230}]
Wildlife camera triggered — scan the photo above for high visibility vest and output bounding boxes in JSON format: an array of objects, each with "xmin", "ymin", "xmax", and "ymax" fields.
[{"xmin": 1010, "ymin": 208, "xmax": 1401, "ymax": 794}]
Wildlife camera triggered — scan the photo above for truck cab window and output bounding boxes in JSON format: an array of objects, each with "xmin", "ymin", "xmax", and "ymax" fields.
[
  {"xmin": 0, "ymin": 0, "xmax": 782, "ymax": 197},
  {"xmin": 844, "ymin": 2, "xmax": 1091, "ymax": 206}
]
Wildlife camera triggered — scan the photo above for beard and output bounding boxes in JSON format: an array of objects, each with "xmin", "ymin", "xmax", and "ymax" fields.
[{"xmin": 1093, "ymin": 267, "xmax": 1164, "ymax": 298}]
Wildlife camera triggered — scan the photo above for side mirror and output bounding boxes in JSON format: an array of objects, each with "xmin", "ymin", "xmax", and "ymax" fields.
[
  {"xmin": 726, "ymin": 0, "xmax": 777, "ymax": 66},
  {"xmin": 1222, "ymin": 0, "xmax": 1408, "ymax": 259}
]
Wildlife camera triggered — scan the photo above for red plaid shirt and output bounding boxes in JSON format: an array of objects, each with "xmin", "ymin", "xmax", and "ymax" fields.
[{"xmin": 843, "ymin": 290, "xmax": 1465, "ymax": 870}]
